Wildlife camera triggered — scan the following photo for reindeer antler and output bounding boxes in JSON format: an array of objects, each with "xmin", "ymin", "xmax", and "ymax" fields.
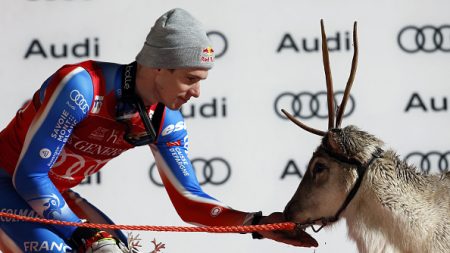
[
  {"xmin": 281, "ymin": 109, "xmax": 326, "ymax": 136},
  {"xmin": 321, "ymin": 19, "xmax": 335, "ymax": 130},
  {"xmin": 282, "ymin": 20, "xmax": 358, "ymax": 135},
  {"xmin": 336, "ymin": 21, "xmax": 358, "ymax": 128}
]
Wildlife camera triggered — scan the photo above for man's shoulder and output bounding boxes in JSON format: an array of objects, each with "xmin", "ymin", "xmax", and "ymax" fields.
[{"xmin": 57, "ymin": 60, "xmax": 123, "ymax": 75}]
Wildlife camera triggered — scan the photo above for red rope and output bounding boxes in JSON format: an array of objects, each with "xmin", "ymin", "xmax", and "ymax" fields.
[{"xmin": 0, "ymin": 212, "xmax": 296, "ymax": 233}]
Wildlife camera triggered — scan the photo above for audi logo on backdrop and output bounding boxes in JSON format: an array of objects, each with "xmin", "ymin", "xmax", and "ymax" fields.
[
  {"xmin": 404, "ymin": 151, "xmax": 450, "ymax": 174},
  {"xmin": 22, "ymin": 31, "xmax": 226, "ymax": 60},
  {"xmin": 180, "ymin": 97, "xmax": 228, "ymax": 119},
  {"xmin": 207, "ymin": 31, "xmax": 228, "ymax": 58},
  {"xmin": 149, "ymin": 157, "xmax": 231, "ymax": 187},
  {"xmin": 276, "ymin": 30, "xmax": 352, "ymax": 53},
  {"xmin": 404, "ymin": 92, "xmax": 448, "ymax": 113},
  {"xmin": 398, "ymin": 25, "xmax": 450, "ymax": 53},
  {"xmin": 24, "ymin": 38, "xmax": 100, "ymax": 59},
  {"xmin": 80, "ymin": 172, "xmax": 102, "ymax": 185},
  {"xmin": 274, "ymin": 91, "xmax": 355, "ymax": 119}
]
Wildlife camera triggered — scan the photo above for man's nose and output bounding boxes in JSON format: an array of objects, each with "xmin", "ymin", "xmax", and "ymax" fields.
[{"xmin": 189, "ymin": 83, "xmax": 200, "ymax": 98}]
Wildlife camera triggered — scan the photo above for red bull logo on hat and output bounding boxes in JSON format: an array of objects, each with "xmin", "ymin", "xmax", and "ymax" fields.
[
  {"xmin": 202, "ymin": 47, "xmax": 214, "ymax": 56},
  {"xmin": 201, "ymin": 46, "xmax": 215, "ymax": 63}
]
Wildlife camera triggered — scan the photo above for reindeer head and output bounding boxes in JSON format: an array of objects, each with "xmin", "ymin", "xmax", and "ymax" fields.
[
  {"xmin": 284, "ymin": 126, "xmax": 384, "ymax": 224},
  {"xmin": 282, "ymin": 21, "xmax": 384, "ymax": 227}
]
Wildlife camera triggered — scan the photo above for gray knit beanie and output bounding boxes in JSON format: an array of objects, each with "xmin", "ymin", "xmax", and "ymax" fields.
[{"xmin": 136, "ymin": 8, "xmax": 214, "ymax": 69}]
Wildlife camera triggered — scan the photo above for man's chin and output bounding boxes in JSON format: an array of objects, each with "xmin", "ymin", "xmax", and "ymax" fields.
[{"xmin": 167, "ymin": 103, "xmax": 183, "ymax": 110}]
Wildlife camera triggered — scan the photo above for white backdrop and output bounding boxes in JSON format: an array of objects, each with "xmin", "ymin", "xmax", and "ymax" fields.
[{"xmin": 1, "ymin": 0, "xmax": 450, "ymax": 252}]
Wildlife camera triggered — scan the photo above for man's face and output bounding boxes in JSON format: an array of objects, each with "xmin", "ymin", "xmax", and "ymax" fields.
[{"xmin": 138, "ymin": 67, "xmax": 208, "ymax": 110}]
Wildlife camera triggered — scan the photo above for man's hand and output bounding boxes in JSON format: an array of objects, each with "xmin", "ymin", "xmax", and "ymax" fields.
[
  {"xmin": 85, "ymin": 237, "xmax": 127, "ymax": 253},
  {"xmin": 254, "ymin": 212, "xmax": 318, "ymax": 248},
  {"xmin": 68, "ymin": 227, "xmax": 127, "ymax": 253}
]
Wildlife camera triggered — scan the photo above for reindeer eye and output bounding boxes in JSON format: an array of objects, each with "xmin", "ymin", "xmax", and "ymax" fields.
[{"xmin": 313, "ymin": 163, "xmax": 327, "ymax": 175}]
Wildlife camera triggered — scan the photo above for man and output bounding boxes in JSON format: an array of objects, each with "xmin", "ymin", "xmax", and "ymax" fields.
[{"xmin": 0, "ymin": 8, "xmax": 316, "ymax": 252}]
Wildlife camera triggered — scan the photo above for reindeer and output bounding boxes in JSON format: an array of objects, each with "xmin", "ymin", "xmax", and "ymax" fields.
[{"xmin": 282, "ymin": 20, "xmax": 450, "ymax": 253}]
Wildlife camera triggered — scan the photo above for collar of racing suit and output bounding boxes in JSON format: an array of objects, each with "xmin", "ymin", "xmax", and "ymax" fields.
[{"xmin": 116, "ymin": 61, "xmax": 160, "ymax": 146}]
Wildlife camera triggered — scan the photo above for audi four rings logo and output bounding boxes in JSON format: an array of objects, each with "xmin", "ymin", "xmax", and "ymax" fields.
[
  {"xmin": 70, "ymin": 90, "xmax": 89, "ymax": 113},
  {"xmin": 405, "ymin": 151, "xmax": 450, "ymax": 174},
  {"xmin": 206, "ymin": 31, "xmax": 228, "ymax": 58},
  {"xmin": 398, "ymin": 25, "xmax": 450, "ymax": 53},
  {"xmin": 149, "ymin": 157, "xmax": 231, "ymax": 186},
  {"xmin": 274, "ymin": 91, "xmax": 355, "ymax": 119}
]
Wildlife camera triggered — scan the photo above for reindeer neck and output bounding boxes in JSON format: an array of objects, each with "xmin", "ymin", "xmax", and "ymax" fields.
[
  {"xmin": 366, "ymin": 150, "xmax": 427, "ymax": 191},
  {"xmin": 343, "ymin": 149, "xmax": 447, "ymax": 253}
]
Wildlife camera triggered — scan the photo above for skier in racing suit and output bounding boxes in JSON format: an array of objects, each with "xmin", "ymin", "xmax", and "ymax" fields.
[{"xmin": 0, "ymin": 8, "xmax": 316, "ymax": 253}]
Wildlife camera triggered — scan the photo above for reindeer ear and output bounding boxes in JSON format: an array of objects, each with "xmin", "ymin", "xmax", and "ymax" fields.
[
  {"xmin": 324, "ymin": 130, "xmax": 344, "ymax": 154},
  {"xmin": 328, "ymin": 133, "xmax": 340, "ymax": 151}
]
